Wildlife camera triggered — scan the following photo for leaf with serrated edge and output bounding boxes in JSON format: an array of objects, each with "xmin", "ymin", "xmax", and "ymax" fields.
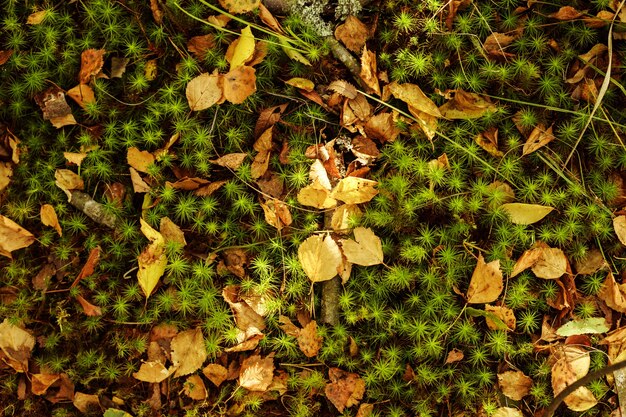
[{"xmin": 341, "ymin": 227, "xmax": 383, "ymax": 266}]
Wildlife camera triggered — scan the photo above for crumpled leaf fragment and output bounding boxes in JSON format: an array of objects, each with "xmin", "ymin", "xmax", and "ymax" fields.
[
  {"xmin": 325, "ymin": 368, "xmax": 365, "ymax": 412},
  {"xmin": 438, "ymin": 89, "xmax": 497, "ymax": 119}
]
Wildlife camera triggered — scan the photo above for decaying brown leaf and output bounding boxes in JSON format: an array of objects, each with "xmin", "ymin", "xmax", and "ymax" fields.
[
  {"xmin": 523, "ymin": 123, "xmax": 555, "ymax": 155},
  {"xmin": 614, "ymin": 215, "xmax": 626, "ymax": 246},
  {"xmin": 66, "ymin": 84, "xmax": 96, "ymax": 109},
  {"xmin": 598, "ymin": 271, "xmax": 626, "ymax": 313},
  {"xmin": 483, "ymin": 32, "xmax": 517, "ymax": 58},
  {"xmin": 335, "ymin": 16, "xmax": 370, "ymax": 53},
  {"xmin": 439, "ymin": 89, "xmax": 497, "ymax": 119},
  {"xmin": 485, "ymin": 304, "xmax": 516, "ymax": 331},
  {"xmin": 40, "ymin": 204, "xmax": 62, "ymax": 236},
  {"xmin": 35, "ymin": 87, "xmax": 76, "ymax": 128},
  {"xmin": 31, "ymin": 373, "xmax": 60, "ymax": 395},
  {"xmin": 360, "ymin": 46, "xmax": 380, "ymax": 95},
  {"xmin": 75, "ymin": 295, "xmax": 102, "ymax": 317},
  {"xmin": 127, "ymin": 147, "xmax": 155, "ymax": 173},
  {"xmin": 325, "ymin": 368, "xmax": 366, "ymax": 412},
  {"xmin": 475, "ymin": 127, "xmax": 503, "ymax": 157},
  {"xmin": 0, "ymin": 215, "xmax": 36, "ymax": 259},
  {"xmin": 532, "ymin": 247, "xmax": 568, "ymax": 279},
  {"xmin": 550, "ymin": 6, "xmax": 585, "ymax": 20},
  {"xmin": 73, "ymin": 392, "xmax": 100, "ymax": 414},
  {"xmin": 130, "ymin": 167, "xmax": 151, "ymax": 193},
  {"xmin": 184, "ymin": 375, "xmax": 208, "ymax": 400},
  {"xmin": 171, "ymin": 328, "xmax": 207, "ymax": 378},
  {"xmin": 110, "ymin": 57, "xmax": 129, "ymax": 78},
  {"xmin": 498, "ymin": 370, "xmax": 532, "ymax": 401},
  {"xmin": 203, "ymin": 363, "xmax": 228, "ymax": 387},
  {"xmin": 298, "ymin": 234, "xmax": 342, "ymax": 282},
  {"xmin": 298, "ymin": 320, "xmax": 322, "ymax": 358},
  {"xmin": 55, "ymin": 169, "xmax": 84, "ymax": 196},
  {"xmin": 160, "ymin": 217, "xmax": 186, "ymax": 247},
  {"xmin": 551, "ymin": 345, "xmax": 598, "ymax": 411},
  {"xmin": 187, "ymin": 72, "xmax": 223, "ymax": 111},
  {"xmin": 260, "ymin": 198, "xmax": 292, "ymax": 230},
  {"xmin": 364, "ymin": 112, "xmax": 401, "ymax": 142},
  {"xmin": 445, "ymin": 348, "xmax": 464, "ymax": 364},
  {"xmin": 210, "ymin": 153, "xmax": 248, "ymax": 170},
  {"xmin": 79, "ymin": 49, "xmax": 105, "ymax": 84},
  {"xmin": 187, "ymin": 34, "xmax": 216, "ymax": 60},
  {"xmin": 0, "ymin": 318, "xmax": 35, "ymax": 372},
  {"xmin": 575, "ymin": 248, "xmax": 608, "ymax": 275},
  {"xmin": 466, "ymin": 254, "xmax": 503, "ymax": 304},
  {"xmin": 388, "ymin": 81, "xmax": 442, "ymax": 118},
  {"xmin": 239, "ymin": 354, "xmax": 274, "ymax": 392},
  {"xmin": 223, "ymin": 66, "xmax": 256, "ymax": 104},
  {"xmin": 255, "ymin": 104, "xmax": 287, "ymax": 138},
  {"xmin": 329, "ymin": 80, "xmax": 358, "ymax": 99},
  {"xmin": 0, "ymin": 50, "xmax": 13, "ymax": 66},
  {"xmin": 285, "ymin": 77, "xmax": 315, "ymax": 92},
  {"xmin": 222, "ymin": 285, "xmax": 267, "ymax": 351}
]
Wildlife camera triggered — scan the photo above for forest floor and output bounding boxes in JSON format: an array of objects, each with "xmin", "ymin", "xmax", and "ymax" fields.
[{"xmin": 1, "ymin": 0, "xmax": 626, "ymax": 416}]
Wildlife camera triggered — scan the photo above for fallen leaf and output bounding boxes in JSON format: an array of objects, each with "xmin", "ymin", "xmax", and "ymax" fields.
[
  {"xmin": 251, "ymin": 127, "xmax": 273, "ymax": 179},
  {"xmin": 325, "ymin": 368, "xmax": 365, "ymax": 412},
  {"xmin": 297, "ymin": 180, "xmax": 337, "ymax": 209},
  {"xmin": 364, "ymin": 112, "xmax": 401, "ymax": 142},
  {"xmin": 110, "ymin": 57, "xmax": 129, "ymax": 78},
  {"xmin": 298, "ymin": 234, "xmax": 342, "ymax": 282},
  {"xmin": 203, "ymin": 363, "xmax": 228, "ymax": 387},
  {"xmin": 532, "ymin": 247, "xmax": 568, "ymax": 279},
  {"xmin": 210, "ymin": 153, "xmax": 248, "ymax": 169},
  {"xmin": 137, "ymin": 219, "xmax": 167, "ymax": 298},
  {"xmin": 260, "ymin": 198, "xmax": 292, "ymax": 230},
  {"xmin": 0, "ymin": 162, "xmax": 12, "ymax": 192},
  {"xmin": 26, "ymin": 10, "xmax": 47, "ymax": 25},
  {"xmin": 133, "ymin": 361, "xmax": 171, "ymax": 383},
  {"xmin": 388, "ymin": 81, "xmax": 442, "ymax": 118},
  {"xmin": 55, "ymin": 169, "xmax": 84, "ymax": 195},
  {"xmin": 298, "ymin": 321, "xmax": 322, "ymax": 358},
  {"xmin": 31, "ymin": 373, "xmax": 60, "ymax": 395},
  {"xmin": 239, "ymin": 354, "xmax": 274, "ymax": 391},
  {"xmin": 127, "ymin": 147, "xmax": 155, "ymax": 173},
  {"xmin": 523, "ymin": 124, "xmax": 555, "ymax": 155},
  {"xmin": 483, "ymin": 32, "xmax": 517, "ymax": 58},
  {"xmin": 331, "ymin": 177, "xmax": 379, "ymax": 204},
  {"xmin": 73, "ymin": 392, "xmax": 100, "ymax": 414},
  {"xmin": 501, "ymin": 203, "xmax": 554, "ymax": 225},
  {"xmin": 184, "ymin": 375, "xmax": 208, "ymax": 400},
  {"xmin": 278, "ymin": 315, "xmax": 301, "ymax": 337},
  {"xmin": 223, "ymin": 66, "xmax": 256, "ymax": 104},
  {"xmin": 219, "ymin": 0, "xmax": 260, "ymax": 14},
  {"xmin": 557, "ymin": 318, "xmax": 609, "ymax": 336},
  {"xmin": 341, "ymin": 227, "xmax": 383, "ymax": 266},
  {"xmin": 130, "ymin": 167, "xmax": 151, "ymax": 193},
  {"xmin": 0, "ymin": 50, "xmax": 13, "ymax": 66},
  {"xmin": 356, "ymin": 403, "xmax": 374, "ymax": 417},
  {"xmin": 144, "ymin": 59, "xmax": 157, "ymax": 81},
  {"xmin": 75, "ymin": 295, "xmax": 102, "ymax": 317},
  {"xmin": 475, "ymin": 127, "xmax": 503, "ymax": 157},
  {"xmin": 511, "ymin": 247, "xmax": 543, "ymax": 277},
  {"xmin": 66, "ymin": 84, "xmax": 96, "ymax": 109},
  {"xmin": 438, "ymin": 89, "xmax": 497, "ymax": 119},
  {"xmin": 255, "ymin": 104, "xmax": 287, "ymax": 138},
  {"xmin": 614, "ymin": 215, "xmax": 626, "ymax": 246},
  {"xmin": 186, "ymin": 72, "xmax": 223, "ymax": 111},
  {"xmin": 40, "ymin": 204, "xmax": 62, "ymax": 236},
  {"xmin": 187, "ymin": 34, "xmax": 216, "ymax": 60},
  {"xmin": 230, "ymin": 26, "xmax": 256, "ymax": 70},
  {"xmin": 222, "ymin": 285, "xmax": 266, "ymax": 349},
  {"xmin": 598, "ymin": 271, "xmax": 626, "ymax": 313},
  {"xmin": 335, "ymin": 16, "xmax": 369, "ymax": 53},
  {"xmin": 160, "ymin": 217, "xmax": 186, "ymax": 246},
  {"xmin": 0, "ymin": 319, "xmax": 35, "ymax": 372},
  {"xmin": 466, "ymin": 254, "xmax": 503, "ymax": 304},
  {"xmin": 329, "ymin": 80, "xmax": 358, "ymax": 99},
  {"xmin": 35, "ymin": 87, "xmax": 76, "ymax": 128},
  {"xmin": 331, "ymin": 204, "xmax": 362, "ymax": 232},
  {"xmin": 285, "ymin": 77, "xmax": 314, "ymax": 92},
  {"xmin": 309, "ymin": 158, "xmax": 332, "ymax": 189},
  {"xmin": 485, "ymin": 304, "xmax": 516, "ymax": 331},
  {"xmin": 575, "ymin": 248, "xmax": 608, "ymax": 275},
  {"xmin": 280, "ymin": 38, "xmax": 311, "ymax": 66},
  {"xmin": 445, "ymin": 348, "xmax": 464, "ymax": 364},
  {"xmin": 360, "ymin": 46, "xmax": 380, "ymax": 95},
  {"xmin": 0, "ymin": 215, "xmax": 36, "ymax": 259},
  {"xmin": 103, "ymin": 409, "xmax": 133, "ymax": 417},
  {"xmin": 171, "ymin": 328, "xmax": 207, "ymax": 378},
  {"xmin": 79, "ymin": 49, "xmax": 105, "ymax": 84},
  {"xmin": 258, "ymin": 3, "xmax": 284, "ymax": 33},
  {"xmin": 498, "ymin": 370, "xmax": 532, "ymax": 401},
  {"xmin": 63, "ymin": 152, "xmax": 88, "ymax": 167},
  {"xmin": 550, "ymin": 6, "xmax": 585, "ymax": 20},
  {"xmin": 551, "ymin": 346, "xmax": 597, "ymax": 411},
  {"xmin": 493, "ymin": 407, "xmax": 524, "ymax": 417}
]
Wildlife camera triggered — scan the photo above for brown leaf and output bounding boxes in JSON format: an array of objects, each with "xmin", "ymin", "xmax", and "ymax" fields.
[
  {"xmin": 223, "ymin": 66, "xmax": 256, "ymax": 104},
  {"xmin": 0, "ymin": 162, "xmax": 12, "ymax": 193},
  {"xmin": 133, "ymin": 361, "xmax": 172, "ymax": 383},
  {"xmin": 218, "ymin": 0, "xmax": 260, "ymax": 14},
  {"xmin": 260, "ymin": 198, "xmax": 292, "ymax": 230},
  {"xmin": 32, "ymin": 373, "xmax": 60, "ymax": 395},
  {"xmin": 360, "ymin": 46, "xmax": 380, "ymax": 95},
  {"xmin": 194, "ymin": 180, "xmax": 227, "ymax": 196},
  {"xmin": 149, "ymin": 0, "xmax": 163, "ymax": 23},
  {"xmin": 599, "ymin": 271, "xmax": 626, "ymax": 313},
  {"xmin": 210, "ymin": 153, "xmax": 248, "ymax": 170},
  {"xmin": 614, "ymin": 215, "xmax": 626, "ymax": 245},
  {"xmin": 325, "ymin": 368, "xmax": 366, "ymax": 412},
  {"xmin": 532, "ymin": 247, "xmax": 568, "ymax": 279},
  {"xmin": 73, "ymin": 392, "xmax": 100, "ymax": 414},
  {"xmin": 110, "ymin": 57, "xmax": 129, "ymax": 78},
  {"xmin": 575, "ymin": 248, "xmax": 608, "ymax": 275},
  {"xmin": 35, "ymin": 87, "xmax": 76, "ymax": 128},
  {"xmin": 0, "ymin": 215, "xmax": 36, "ymax": 259},
  {"xmin": 356, "ymin": 403, "xmax": 374, "ymax": 417},
  {"xmin": 79, "ymin": 49, "xmax": 105, "ymax": 84},
  {"xmin": 167, "ymin": 177, "xmax": 210, "ymax": 191},
  {"xmin": 73, "ymin": 246, "xmax": 101, "ymax": 286},
  {"xmin": 75, "ymin": 295, "xmax": 102, "ymax": 316},
  {"xmin": 251, "ymin": 127, "xmax": 273, "ymax": 179},
  {"xmin": 298, "ymin": 321, "xmax": 322, "ymax": 358},
  {"xmin": 187, "ymin": 34, "xmax": 216, "ymax": 60},
  {"xmin": 203, "ymin": 363, "xmax": 229, "ymax": 387},
  {"xmin": 483, "ymin": 32, "xmax": 517, "ymax": 58},
  {"xmin": 0, "ymin": 50, "xmax": 14, "ymax": 66},
  {"xmin": 258, "ymin": 3, "xmax": 284, "ymax": 33},
  {"xmin": 127, "ymin": 147, "xmax": 155, "ymax": 173},
  {"xmin": 364, "ymin": 112, "xmax": 401, "ymax": 143},
  {"xmin": 63, "ymin": 152, "xmax": 88, "ymax": 167},
  {"xmin": 159, "ymin": 217, "xmax": 186, "ymax": 247},
  {"xmin": 32, "ymin": 263, "xmax": 55, "ymax": 291},
  {"xmin": 485, "ymin": 304, "xmax": 516, "ymax": 331},
  {"xmin": 40, "ymin": 204, "xmax": 62, "ymax": 236},
  {"xmin": 66, "ymin": 84, "xmax": 95, "ymax": 109},
  {"xmin": 278, "ymin": 315, "xmax": 301, "ymax": 337},
  {"xmin": 255, "ymin": 104, "xmax": 287, "ymax": 138},
  {"xmin": 184, "ymin": 375, "xmax": 208, "ymax": 400},
  {"xmin": 523, "ymin": 124, "xmax": 555, "ymax": 155},
  {"xmin": 171, "ymin": 328, "xmax": 207, "ymax": 378},
  {"xmin": 466, "ymin": 254, "xmax": 503, "ymax": 303},
  {"xmin": 475, "ymin": 127, "xmax": 503, "ymax": 157},
  {"xmin": 331, "ymin": 204, "xmax": 362, "ymax": 232},
  {"xmin": 551, "ymin": 346, "xmax": 597, "ymax": 411},
  {"xmin": 222, "ymin": 285, "xmax": 267, "ymax": 348},
  {"xmin": 55, "ymin": 169, "xmax": 84, "ymax": 195},
  {"xmin": 186, "ymin": 72, "xmax": 224, "ymax": 111},
  {"xmin": 550, "ymin": 6, "xmax": 585, "ymax": 20},
  {"xmin": 388, "ymin": 81, "xmax": 442, "ymax": 118},
  {"xmin": 445, "ymin": 348, "xmax": 464, "ymax": 364},
  {"xmin": 26, "ymin": 10, "xmax": 47, "ymax": 25},
  {"xmin": 130, "ymin": 167, "xmax": 151, "ymax": 193},
  {"xmin": 239, "ymin": 354, "xmax": 274, "ymax": 391},
  {"xmin": 335, "ymin": 16, "xmax": 370, "ymax": 53},
  {"xmin": 285, "ymin": 77, "xmax": 315, "ymax": 92},
  {"xmin": 329, "ymin": 80, "xmax": 358, "ymax": 99},
  {"xmin": 0, "ymin": 318, "xmax": 35, "ymax": 372},
  {"xmin": 439, "ymin": 89, "xmax": 497, "ymax": 119}
]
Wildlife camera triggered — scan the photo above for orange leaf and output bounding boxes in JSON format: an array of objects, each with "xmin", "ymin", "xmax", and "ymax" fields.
[
  {"xmin": 78, "ymin": 49, "xmax": 105, "ymax": 84},
  {"xmin": 466, "ymin": 254, "xmax": 503, "ymax": 303},
  {"xmin": 223, "ymin": 66, "xmax": 256, "ymax": 104},
  {"xmin": 40, "ymin": 204, "xmax": 62, "ymax": 236},
  {"xmin": 325, "ymin": 368, "xmax": 365, "ymax": 412}
]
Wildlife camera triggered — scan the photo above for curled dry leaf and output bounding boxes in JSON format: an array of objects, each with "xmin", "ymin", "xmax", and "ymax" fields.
[
  {"xmin": 255, "ymin": 104, "xmax": 287, "ymax": 138},
  {"xmin": 498, "ymin": 370, "xmax": 532, "ymax": 401},
  {"xmin": 445, "ymin": 348, "xmax": 464, "ymax": 364},
  {"xmin": 210, "ymin": 153, "xmax": 248, "ymax": 170},
  {"xmin": 137, "ymin": 218, "xmax": 167, "ymax": 298},
  {"xmin": 511, "ymin": 247, "xmax": 543, "ymax": 277},
  {"xmin": 0, "ymin": 318, "xmax": 35, "ymax": 372},
  {"xmin": 0, "ymin": 215, "xmax": 36, "ymax": 259},
  {"xmin": 186, "ymin": 72, "xmax": 223, "ymax": 111},
  {"xmin": 26, "ymin": 10, "xmax": 47, "ymax": 24},
  {"xmin": 331, "ymin": 177, "xmax": 378, "ymax": 204},
  {"xmin": 222, "ymin": 285, "xmax": 266, "ymax": 350},
  {"xmin": 466, "ymin": 254, "xmax": 503, "ymax": 304},
  {"xmin": 31, "ymin": 373, "xmax": 60, "ymax": 395},
  {"xmin": 360, "ymin": 46, "xmax": 380, "ymax": 95},
  {"xmin": 501, "ymin": 203, "xmax": 554, "ymax": 225},
  {"xmin": 110, "ymin": 57, "xmax": 129, "ymax": 78},
  {"xmin": 73, "ymin": 392, "xmax": 100, "ymax": 414},
  {"xmin": 341, "ymin": 227, "xmax": 383, "ymax": 266},
  {"xmin": 79, "ymin": 49, "xmax": 105, "ymax": 84},
  {"xmin": 475, "ymin": 127, "xmax": 503, "ymax": 157},
  {"xmin": 325, "ymin": 368, "xmax": 366, "ymax": 413},
  {"xmin": 223, "ymin": 66, "xmax": 256, "ymax": 104},
  {"xmin": 66, "ymin": 84, "xmax": 95, "ymax": 109},
  {"xmin": 483, "ymin": 32, "xmax": 517, "ymax": 58},
  {"xmin": 184, "ymin": 375, "xmax": 208, "ymax": 400},
  {"xmin": 258, "ymin": 3, "xmax": 283, "ymax": 33},
  {"xmin": 127, "ymin": 147, "xmax": 155, "ymax": 173},
  {"xmin": 203, "ymin": 363, "xmax": 228, "ymax": 387},
  {"xmin": 335, "ymin": 16, "xmax": 370, "ymax": 53},
  {"xmin": 550, "ymin": 6, "xmax": 585, "ymax": 20},
  {"xmin": 523, "ymin": 124, "xmax": 555, "ymax": 155},
  {"xmin": 218, "ymin": 0, "xmax": 259, "ymax": 14},
  {"xmin": 551, "ymin": 346, "xmax": 598, "ymax": 411},
  {"xmin": 598, "ymin": 271, "xmax": 626, "ymax": 313},
  {"xmin": 171, "ymin": 328, "xmax": 207, "ymax": 378},
  {"xmin": 35, "ymin": 87, "xmax": 76, "ymax": 128},
  {"xmin": 159, "ymin": 217, "xmax": 186, "ymax": 246},
  {"xmin": 285, "ymin": 77, "xmax": 314, "ymax": 92},
  {"xmin": 40, "ymin": 204, "xmax": 62, "ymax": 236},
  {"xmin": 438, "ymin": 89, "xmax": 497, "ymax": 119},
  {"xmin": 55, "ymin": 169, "xmax": 84, "ymax": 195},
  {"xmin": 298, "ymin": 320, "xmax": 322, "ymax": 358},
  {"xmin": 75, "ymin": 295, "xmax": 102, "ymax": 317},
  {"xmin": 130, "ymin": 167, "xmax": 150, "ymax": 193},
  {"xmin": 133, "ymin": 361, "xmax": 171, "ymax": 383},
  {"xmin": 575, "ymin": 248, "xmax": 607, "ymax": 275},
  {"xmin": 260, "ymin": 198, "xmax": 292, "ymax": 230},
  {"xmin": 298, "ymin": 234, "xmax": 342, "ymax": 282},
  {"xmin": 239, "ymin": 354, "xmax": 274, "ymax": 392},
  {"xmin": 485, "ymin": 304, "xmax": 516, "ymax": 331},
  {"xmin": 614, "ymin": 215, "xmax": 626, "ymax": 246}
]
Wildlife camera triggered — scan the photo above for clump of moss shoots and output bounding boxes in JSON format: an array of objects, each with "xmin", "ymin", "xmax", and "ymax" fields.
[{"xmin": 1, "ymin": 0, "xmax": 626, "ymax": 416}]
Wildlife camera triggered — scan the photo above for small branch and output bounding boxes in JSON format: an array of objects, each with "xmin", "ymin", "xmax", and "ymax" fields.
[
  {"xmin": 324, "ymin": 35, "xmax": 361, "ymax": 81},
  {"xmin": 320, "ymin": 211, "xmax": 340, "ymax": 326},
  {"xmin": 69, "ymin": 191, "xmax": 118, "ymax": 229}
]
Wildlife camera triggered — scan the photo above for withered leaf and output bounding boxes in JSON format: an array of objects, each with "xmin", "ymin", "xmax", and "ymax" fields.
[
  {"xmin": 187, "ymin": 34, "xmax": 216, "ymax": 60},
  {"xmin": 341, "ymin": 227, "xmax": 383, "ymax": 266},
  {"xmin": 184, "ymin": 375, "xmax": 207, "ymax": 400},
  {"xmin": 598, "ymin": 271, "xmax": 626, "ymax": 313},
  {"xmin": 498, "ymin": 371, "xmax": 532, "ymax": 401},
  {"xmin": 335, "ymin": 16, "xmax": 369, "ymax": 53},
  {"xmin": 26, "ymin": 11, "xmax": 47, "ymax": 25},
  {"xmin": 298, "ymin": 234, "xmax": 342, "ymax": 282},
  {"xmin": 31, "ymin": 373, "xmax": 60, "ymax": 395},
  {"xmin": 0, "ymin": 215, "xmax": 36, "ymax": 259},
  {"xmin": 551, "ymin": 346, "xmax": 597, "ymax": 411},
  {"xmin": 331, "ymin": 177, "xmax": 378, "ymax": 204},
  {"xmin": 133, "ymin": 361, "xmax": 171, "ymax": 383},
  {"xmin": 73, "ymin": 392, "xmax": 100, "ymax": 414},
  {"xmin": 0, "ymin": 319, "xmax": 35, "ymax": 372},
  {"xmin": 364, "ymin": 112, "xmax": 401, "ymax": 142},
  {"xmin": 229, "ymin": 26, "xmax": 255, "ymax": 70},
  {"xmin": 485, "ymin": 304, "xmax": 516, "ymax": 331},
  {"xmin": 439, "ymin": 89, "xmax": 497, "ymax": 119},
  {"xmin": 171, "ymin": 328, "xmax": 207, "ymax": 378},
  {"xmin": 35, "ymin": 87, "xmax": 76, "ymax": 128},
  {"xmin": 258, "ymin": 2, "xmax": 284, "ymax": 33},
  {"xmin": 239, "ymin": 354, "xmax": 274, "ymax": 392},
  {"xmin": 550, "ymin": 6, "xmax": 585, "ymax": 20},
  {"xmin": 218, "ymin": 0, "xmax": 260, "ymax": 14},
  {"xmin": 360, "ymin": 46, "xmax": 380, "ymax": 95},
  {"xmin": 129, "ymin": 167, "xmax": 151, "ymax": 193},
  {"xmin": 223, "ymin": 66, "xmax": 256, "ymax": 104},
  {"xmin": 325, "ymin": 368, "xmax": 366, "ymax": 413},
  {"xmin": 255, "ymin": 104, "xmax": 287, "ymax": 138},
  {"xmin": 79, "ymin": 49, "xmax": 105, "ymax": 84},
  {"xmin": 210, "ymin": 153, "xmax": 248, "ymax": 170},
  {"xmin": 475, "ymin": 127, "xmax": 503, "ymax": 158},
  {"xmin": 127, "ymin": 147, "xmax": 155, "ymax": 173},
  {"xmin": 388, "ymin": 81, "xmax": 442, "ymax": 118},
  {"xmin": 523, "ymin": 124, "xmax": 555, "ymax": 155},
  {"xmin": 466, "ymin": 255, "xmax": 503, "ymax": 304},
  {"xmin": 483, "ymin": 32, "xmax": 517, "ymax": 57},
  {"xmin": 614, "ymin": 215, "xmax": 626, "ymax": 245},
  {"xmin": 532, "ymin": 247, "xmax": 568, "ymax": 279},
  {"xmin": 40, "ymin": 204, "xmax": 62, "ymax": 236},
  {"xmin": 75, "ymin": 295, "xmax": 102, "ymax": 317},
  {"xmin": 298, "ymin": 320, "xmax": 322, "ymax": 358},
  {"xmin": 329, "ymin": 80, "xmax": 358, "ymax": 99},
  {"xmin": 203, "ymin": 363, "xmax": 229, "ymax": 387},
  {"xmin": 186, "ymin": 72, "xmax": 223, "ymax": 111},
  {"xmin": 260, "ymin": 198, "xmax": 292, "ymax": 230},
  {"xmin": 66, "ymin": 84, "xmax": 96, "ymax": 109}
]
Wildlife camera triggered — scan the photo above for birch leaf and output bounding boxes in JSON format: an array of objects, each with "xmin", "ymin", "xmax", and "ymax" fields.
[
  {"xmin": 171, "ymin": 328, "xmax": 207, "ymax": 378},
  {"xmin": 137, "ymin": 219, "xmax": 166, "ymax": 298},
  {"xmin": 614, "ymin": 215, "xmax": 626, "ymax": 245},
  {"xmin": 40, "ymin": 204, "xmax": 62, "ymax": 236},
  {"xmin": 230, "ymin": 26, "xmax": 255, "ymax": 70},
  {"xmin": 331, "ymin": 177, "xmax": 378, "ymax": 204},
  {"xmin": 298, "ymin": 234, "xmax": 342, "ymax": 282},
  {"xmin": 341, "ymin": 227, "xmax": 383, "ymax": 266},
  {"xmin": 467, "ymin": 255, "xmax": 503, "ymax": 304},
  {"xmin": 0, "ymin": 215, "xmax": 36, "ymax": 259},
  {"xmin": 501, "ymin": 203, "xmax": 554, "ymax": 225}
]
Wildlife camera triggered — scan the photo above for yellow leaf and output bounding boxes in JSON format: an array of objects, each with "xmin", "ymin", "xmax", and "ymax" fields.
[
  {"xmin": 230, "ymin": 26, "xmax": 255, "ymax": 70},
  {"xmin": 137, "ymin": 218, "xmax": 166, "ymax": 298},
  {"xmin": 127, "ymin": 147, "xmax": 155, "ymax": 173},
  {"xmin": 388, "ymin": 81, "xmax": 442, "ymax": 118},
  {"xmin": 140, "ymin": 218, "xmax": 164, "ymax": 244},
  {"xmin": 614, "ymin": 215, "xmax": 626, "ymax": 245},
  {"xmin": 466, "ymin": 255, "xmax": 503, "ymax": 304},
  {"xmin": 297, "ymin": 179, "xmax": 337, "ymax": 209},
  {"xmin": 439, "ymin": 89, "xmax": 497, "ymax": 119},
  {"xmin": 331, "ymin": 177, "xmax": 378, "ymax": 204},
  {"xmin": 285, "ymin": 77, "xmax": 315, "ymax": 92},
  {"xmin": 26, "ymin": 10, "xmax": 47, "ymax": 25},
  {"xmin": 218, "ymin": 0, "xmax": 259, "ymax": 14},
  {"xmin": 171, "ymin": 328, "xmax": 207, "ymax": 378},
  {"xmin": 133, "ymin": 361, "xmax": 172, "ymax": 383},
  {"xmin": 0, "ymin": 215, "xmax": 36, "ymax": 259},
  {"xmin": 186, "ymin": 72, "xmax": 223, "ymax": 111},
  {"xmin": 298, "ymin": 234, "xmax": 342, "ymax": 282},
  {"xmin": 501, "ymin": 203, "xmax": 554, "ymax": 225},
  {"xmin": 340, "ymin": 227, "xmax": 383, "ymax": 266},
  {"xmin": 532, "ymin": 247, "xmax": 568, "ymax": 279},
  {"xmin": 331, "ymin": 204, "xmax": 362, "ymax": 232},
  {"xmin": 0, "ymin": 318, "xmax": 35, "ymax": 372},
  {"xmin": 40, "ymin": 204, "xmax": 62, "ymax": 236},
  {"xmin": 66, "ymin": 84, "xmax": 96, "ymax": 109}
]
